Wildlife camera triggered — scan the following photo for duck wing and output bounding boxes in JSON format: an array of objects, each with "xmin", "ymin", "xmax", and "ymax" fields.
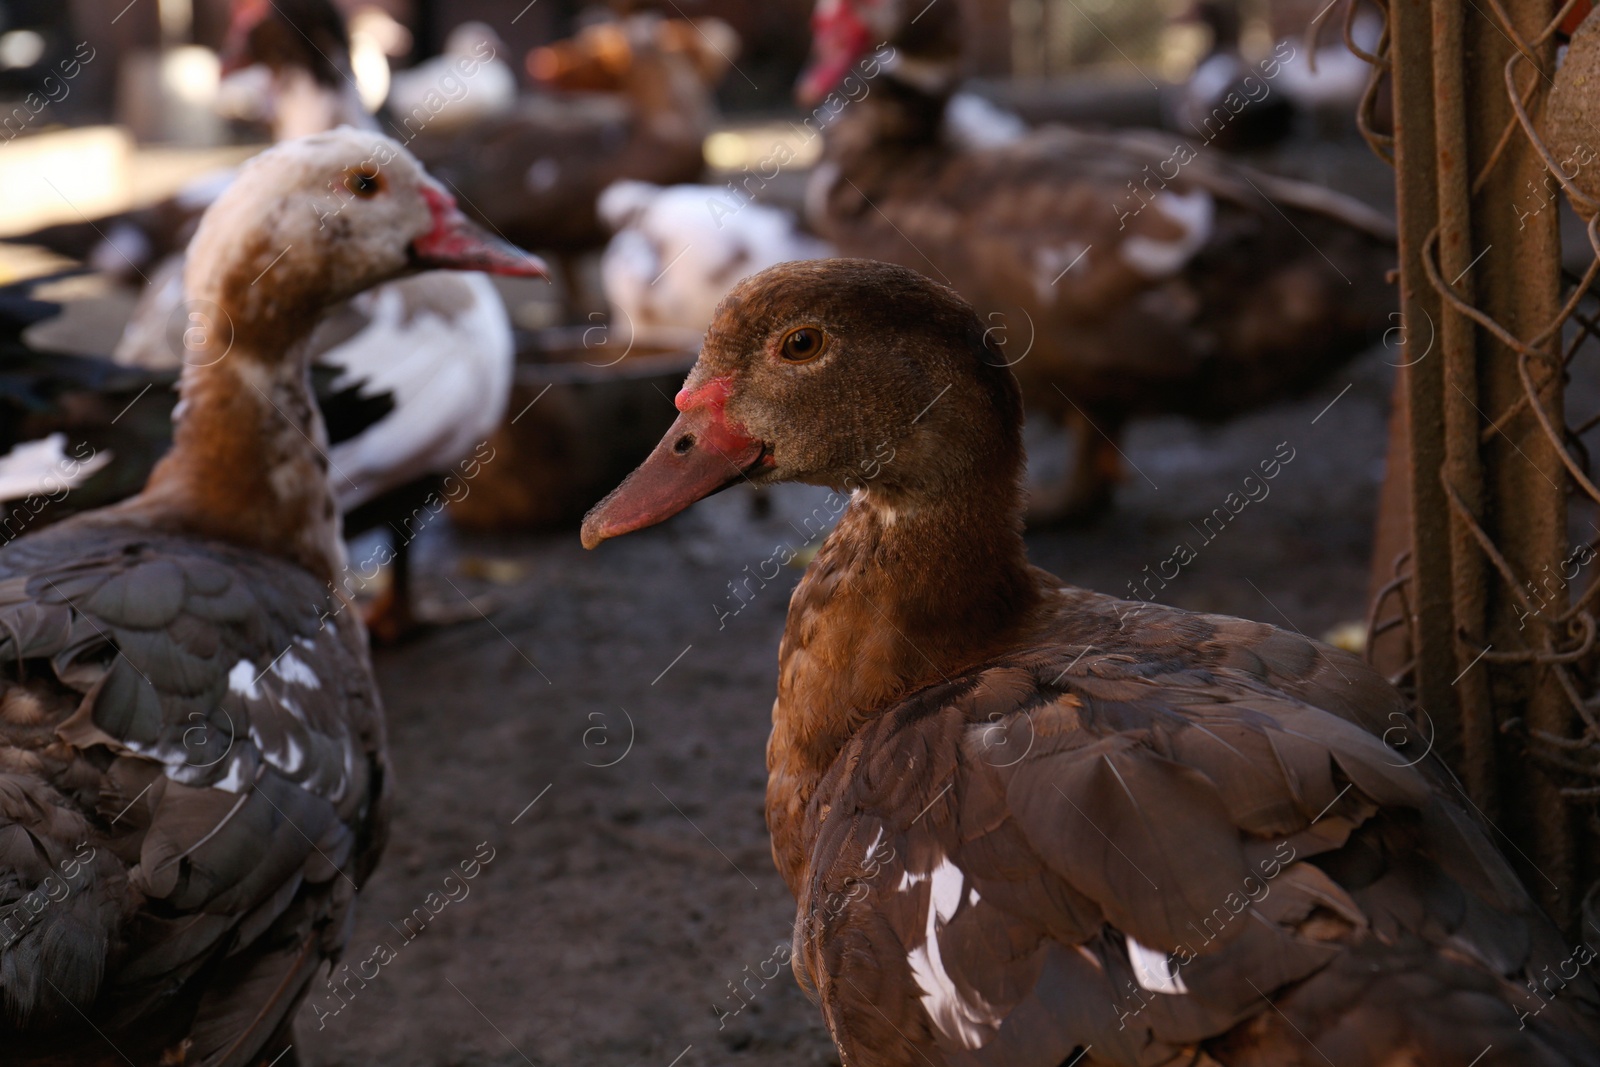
[
  {"xmin": 0, "ymin": 518, "xmax": 387, "ymax": 1066},
  {"xmin": 798, "ymin": 595, "xmax": 1598, "ymax": 1066}
]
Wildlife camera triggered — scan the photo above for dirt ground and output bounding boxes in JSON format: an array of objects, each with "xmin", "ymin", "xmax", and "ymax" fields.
[{"xmin": 293, "ymin": 337, "xmax": 1397, "ymax": 1067}]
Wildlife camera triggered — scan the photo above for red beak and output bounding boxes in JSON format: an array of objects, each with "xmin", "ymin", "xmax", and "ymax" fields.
[
  {"xmin": 581, "ymin": 378, "xmax": 766, "ymax": 549},
  {"xmin": 796, "ymin": 0, "xmax": 872, "ymax": 106},
  {"xmin": 411, "ymin": 183, "xmax": 549, "ymax": 277}
]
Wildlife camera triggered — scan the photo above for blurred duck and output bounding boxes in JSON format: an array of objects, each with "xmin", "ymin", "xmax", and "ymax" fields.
[
  {"xmin": 0, "ymin": 278, "xmax": 168, "ymax": 522},
  {"xmin": 405, "ymin": 11, "xmax": 739, "ymax": 294},
  {"xmin": 217, "ymin": 0, "xmax": 369, "ymax": 140},
  {"xmin": 598, "ymin": 179, "xmax": 833, "ymax": 342},
  {"xmin": 527, "ymin": 13, "xmax": 740, "ymax": 96},
  {"xmin": 1272, "ymin": 5, "xmax": 1385, "ymax": 123},
  {"xmin": 582, "ymin": 259, "xmax": 1600, "ymax": 1067},
  {"xmin": 0, "ymin": 130, "xmax": 546, "ymax": 1067},
  {"xmin": 1170, "ymin": 0, "xmax": 1386, "ymax": 142},
  {"xmin": 799, "ymin": 0, "xmax": 1395, "ymax": 520},
  {"xmin": 9, "ymin": 0, "xmax": 371, "ymax": 280},
  {"xmin": 1168, "ymin": 0, "xmax": 1295, "ymax": 152},
  {"xmin": 385, "ymin": 21, "xmax": 518, "ymax": 132}
]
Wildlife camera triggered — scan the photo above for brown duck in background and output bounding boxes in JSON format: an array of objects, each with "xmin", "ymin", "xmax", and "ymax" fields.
[
  {"xmin": 800, "ymin": 0, "xmax": 1396, "ymax": 520},
  {"xmin": 0, "ymin": 130, "xmax": 547, "ymax": 1067},
  {"xmin": 583, "ymin": 260, "xmax": 1600, "ymax": 1067}
]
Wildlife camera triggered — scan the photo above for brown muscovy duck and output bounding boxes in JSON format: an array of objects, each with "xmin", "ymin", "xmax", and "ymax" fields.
[
  {"xmin": 799, "ymin": 0, "xmax": 1395, "ymax": 520},
  {"xmin": 0, "ymin": 129, "xmax": 546, "ymax": 1067},
  {"xmin": 582, "ymin": 260, "xmax": 1600, "ymax": 1066}
]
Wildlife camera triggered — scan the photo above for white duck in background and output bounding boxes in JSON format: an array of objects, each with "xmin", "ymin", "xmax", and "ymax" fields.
[
  {"xmin": 385, "ymin": 21, "xmax": 518, "ymax": 132},
  {"xmin": 598, "ymin": 179, "xmax": 834, "ymax": 342},
  {"xmin": 299, "ymin": 275, "xmax": 515, "ymax": 514}
]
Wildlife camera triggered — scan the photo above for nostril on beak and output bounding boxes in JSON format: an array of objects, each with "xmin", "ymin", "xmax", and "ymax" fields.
[{"xmin": 674, "ymin": 433, "xmax": 696, "ymax": 455}]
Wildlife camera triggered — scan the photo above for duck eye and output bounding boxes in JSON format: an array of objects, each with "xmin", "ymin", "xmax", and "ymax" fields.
[
  {"xmin": 343, "ymin": 167, "xmax": 384, "ymax": 198},
  {"xmin": 780, "ymin": 327, "xmax": 827, "ymax": 363}
]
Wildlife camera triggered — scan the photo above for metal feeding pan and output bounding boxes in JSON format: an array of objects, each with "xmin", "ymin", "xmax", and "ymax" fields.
[{"xmin": 448, "ymin": 325, "xmax": 700, "ymax": 532}]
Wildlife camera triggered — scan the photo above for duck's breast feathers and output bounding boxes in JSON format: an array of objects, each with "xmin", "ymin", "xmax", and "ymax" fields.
[
  {"xmin": 796, "ymin": 608, "xmax": 1598, "ymax": 1065},
  {"xmin": 0, "ymin": 521, "xmax": 384, "ymax": 1054}
]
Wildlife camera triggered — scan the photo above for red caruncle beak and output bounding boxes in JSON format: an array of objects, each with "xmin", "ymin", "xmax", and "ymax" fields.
[
  {"xmin": 581, "ymin": 378, "xmax": 769, "ymax": 549},
  {"xmin": 409, "ymin": 183, "xmax": 550, "ymax": 277}
]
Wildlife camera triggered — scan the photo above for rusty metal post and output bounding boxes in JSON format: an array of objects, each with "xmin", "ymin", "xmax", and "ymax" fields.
[
  {"xmin": 1388, "ymin": 0, "xmax": 1457, "ymax": 747},
  {"xmin": 1433, "ymin": 0, "xmax": 1499, "ymax": 813},
  {"xmin": 1465, "ymin": 0, "xmax": 1574, "ymax": 923}
]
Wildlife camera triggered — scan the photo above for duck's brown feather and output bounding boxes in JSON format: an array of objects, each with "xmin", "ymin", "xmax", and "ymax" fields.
[
  {"xmin": 0, "ymin": 520, "xmax": 386, "ymax": 1067},
  {"xmin": 790, "ymin": 585, "xmax": 1598, "ymax": 1066}
]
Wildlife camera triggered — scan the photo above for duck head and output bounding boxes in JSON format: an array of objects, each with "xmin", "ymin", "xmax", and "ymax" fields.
[
  {"xmin": 797, "ymin": 0, "xmax": 963, "ymax": 105},
  {"xmin": 581, "ymin": 258, "xmax": 1022, "ymax": 548},
  {"xmin": 183, "ymin": 127, "xmax": 546, "ymax": 352}
]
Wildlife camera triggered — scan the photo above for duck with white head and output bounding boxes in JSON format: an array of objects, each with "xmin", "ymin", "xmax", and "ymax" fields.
[{"xmin": 0, "ymin": 129, "xmax": 544, "ymax": 1067}]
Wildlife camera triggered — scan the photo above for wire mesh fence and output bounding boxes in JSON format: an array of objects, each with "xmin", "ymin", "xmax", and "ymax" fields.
[{"xmin": 1359, "ymin": 0, "xmax": 1600, "ymax": 933}]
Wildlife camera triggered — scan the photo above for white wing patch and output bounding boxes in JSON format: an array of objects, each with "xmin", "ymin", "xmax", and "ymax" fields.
[
  {"xmin": 1126, "ymin": 934, "xmax": 1188, "ymax": 995},
  {"xmin": 212, "ymin": 757, "xmax": 253, "ymax": 794},
  {"xmin": 862, "ymin": 827, "xmax": 886, "ymax": 867},
  {"xmin": 944, "ymin": 91, "xmax": 1028, "ymax": 151},
  {"xmin": 271, "ymin": 649, "xmax": 321, "ymax": 689},
  {"xmin": 0, "ymin": 433, "xmax": 112, "ymax": 500},
  {"xmin": 902, "ymin": 855, "xmax": 1001, "ymax": 1049},
  {"xmin": 1120, "ymin": 190, "xmax": 1214, "ymax": 278},
  {"xmin": 251, "ymin": 725, "xmax": 307, "ymax": 776},
  {"xmin": 228, "ymin": 659, "xmax": 261, "ymax": 699}
]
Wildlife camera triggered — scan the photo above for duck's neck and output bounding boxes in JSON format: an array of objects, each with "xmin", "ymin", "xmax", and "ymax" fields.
[
  {"xmin": 767, "ymin": 461, "xmax": 1039, "ymax": 892},
  {"xmin": 125, "ymin": 313, "xmax": 343, "ymax": 585}
]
